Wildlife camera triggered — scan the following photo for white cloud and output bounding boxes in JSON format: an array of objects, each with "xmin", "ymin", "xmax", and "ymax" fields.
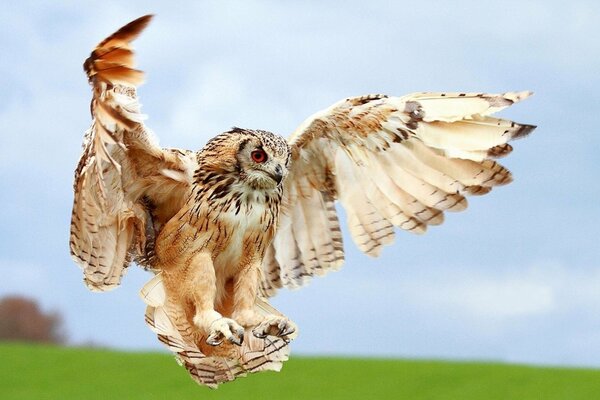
[
  {"xmin": 395, "ymin": 262, "xmax": 600, "ymax": 321},
  {"xmin": 407, "ymin": 275, "xmax": 555, "ymax": 319}
]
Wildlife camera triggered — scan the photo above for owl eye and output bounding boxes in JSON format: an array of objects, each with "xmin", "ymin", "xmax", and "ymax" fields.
[{"xmin": 251, "ymin": 149, "xmax": 267, "ymax": 163}]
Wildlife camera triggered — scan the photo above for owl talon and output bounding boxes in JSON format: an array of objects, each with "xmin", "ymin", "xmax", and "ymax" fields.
[
  {"xmin": 205, "ymin": 317, "xmax": 244, "ymax": 347},
  {"xmin": 206, "ymin": 333, "xmax": 223, "ymax": 346},
  {"xmin": 252, "ymin": 330, "xmax": 267, "ymax": 339},
  {"xmin": 279, "ymin": 325, "xmax": 295, "ymax": 337},
  {"xmin": 252, "ymin": 317, "xmax": 296, "ymax": 340},
  {"xmin": 228, "ymin": 334, "xmax": 244, "ymax": 346}
]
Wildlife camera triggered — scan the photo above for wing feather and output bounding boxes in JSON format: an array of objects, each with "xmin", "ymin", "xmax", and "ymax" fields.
[
  {"xmin": 262, "ymin": 91, "xmax": 536, "ymax": 294},
  {"xmin": 335, "ymin": 151, "xmax": 396, "ymax": 256},
  {"xmin": 70, "ymin": 15, "xmax": 195, "ymax": 292},
  {"xmin": 368, "ymin": 154, "xmax": 445, "ymax": 226},
  {"xmin": 297, "ymin": 189, "xmax": 335, "ymax": 275}
]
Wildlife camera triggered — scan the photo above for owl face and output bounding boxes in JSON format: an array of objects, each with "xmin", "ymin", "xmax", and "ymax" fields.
[{"xmin": 236, "ymin": 130, "xmax": 291, "ymax": 191}]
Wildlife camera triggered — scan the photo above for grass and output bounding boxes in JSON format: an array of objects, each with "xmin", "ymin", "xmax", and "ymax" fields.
[{"xmin": 1, "ymin": 343, "xmax": 599, "ymax": 399}]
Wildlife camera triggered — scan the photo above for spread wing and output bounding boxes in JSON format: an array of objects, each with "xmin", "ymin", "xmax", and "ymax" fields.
[
  {"xmin": 261, "ymin": 92, "xmax": 536, "ymax": 295},
  {"xmin": 70, "ymin": 15, "xmax": 195, "ymax": 292}
]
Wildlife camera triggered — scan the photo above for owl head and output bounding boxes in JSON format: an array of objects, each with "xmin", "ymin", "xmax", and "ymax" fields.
[
  {"xmin": 234, "ymin": 128, "xmax": 291, "ymax": 190},
  {"xmin": 200, "ymin": 128, "xmax": 291, "ymax": 192}
]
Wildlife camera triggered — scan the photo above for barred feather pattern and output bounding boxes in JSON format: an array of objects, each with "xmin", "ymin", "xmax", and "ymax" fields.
[{"xmin": 262, "ymin": 91, "xmax": 536, "ymax": 294}]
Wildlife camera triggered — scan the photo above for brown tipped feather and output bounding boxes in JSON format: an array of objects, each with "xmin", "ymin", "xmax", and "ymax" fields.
[
  {"xmin": 94, "ymin": 48, "xmax": 135, "ymax": 66},
  {"xmin": 97, "ymin": 14, "xmax": 154, "ymax": 50},
  {"xmin": 95, "ymin": 66, "xmax": 145, "ymax": 86},
  {"xmin": 84, "ymin": 14, "xmax": 153, "ymax": 84},
  {"xmin": 487, "ymin": 143, "xmax": 513, "ymax": 158},
  {"xmin": 513, "ymin": 123, "xmax": 537, "ymax": 140},
  {"xmin": 464, "ymin": 185, "xmax": 493, "ymax": 196}
]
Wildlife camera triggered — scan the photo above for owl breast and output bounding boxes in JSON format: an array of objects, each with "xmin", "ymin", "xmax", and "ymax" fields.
[{"xmin": 212, "ymin": 199, "xmax": 271, "ymax": 275}]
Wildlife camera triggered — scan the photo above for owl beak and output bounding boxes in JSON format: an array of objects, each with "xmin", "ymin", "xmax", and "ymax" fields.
[{"xmin": 269, "ymin": 164, "xmax": 284, "ymax": 185}]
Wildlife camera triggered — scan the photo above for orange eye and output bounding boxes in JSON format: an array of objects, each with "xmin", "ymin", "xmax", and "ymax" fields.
[{"xmin": 251, "ymin": 149, "xmax": 267, "ymax": 163}]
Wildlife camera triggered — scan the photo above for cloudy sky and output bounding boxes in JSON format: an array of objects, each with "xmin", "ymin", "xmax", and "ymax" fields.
[{"xmin": 1, "ymin": 1, "xmax": 599, "ymax": 367}]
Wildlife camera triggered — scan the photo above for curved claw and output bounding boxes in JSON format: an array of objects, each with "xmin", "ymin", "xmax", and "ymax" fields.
[
  {"xmin": 205, "ymin": 318, "xmax": 244, "ymax": 347},
  {"xmin": 279, "ymin": 325, "xmax": 296, "ymax": 337},
  {"xmin": 228, "ymin": 326, "xmax": 245, "ymax": 346},
  {"xmin": 206, "ymin": 332, "xmax": 224, "ymax": 346},
  {"xmin": 252, "ymin": 328, "xmax": 267, "ymax": 339},
  {"xmin": 252, "ymin": 317, "xmax": 296, "ymax": 340}
]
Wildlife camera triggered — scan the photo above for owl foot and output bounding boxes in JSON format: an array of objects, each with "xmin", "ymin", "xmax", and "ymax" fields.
[
  {"xmin": 252, "ymin": 316, "xmax": 296, "ymax": 341},
  {"xmin": 205, "ymin": 317, "xmax": 245, "ymax": 346}
]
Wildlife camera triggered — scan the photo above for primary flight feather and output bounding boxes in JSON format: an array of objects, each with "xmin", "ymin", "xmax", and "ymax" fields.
[{"xmin": 69, "ymin": 15, "xmax": 536, "ymax": 388}]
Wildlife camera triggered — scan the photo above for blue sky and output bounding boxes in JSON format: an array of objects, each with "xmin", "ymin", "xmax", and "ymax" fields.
[{"xmin": 1, "ymin": 1, "xmax": 599, "ymax": 366}]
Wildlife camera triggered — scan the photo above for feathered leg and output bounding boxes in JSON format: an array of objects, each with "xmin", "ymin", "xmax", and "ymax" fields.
[
  {"xmin": 232, "ymin": 260, "xmax": 297, "ymax": 340},
  {"xmin": 185, "ymin": 252, "xmax": 245, "ymax": 346}
]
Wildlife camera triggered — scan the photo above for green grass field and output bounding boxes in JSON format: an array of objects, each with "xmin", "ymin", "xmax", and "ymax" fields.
[{"xmin": 2, "ymin": 343, "xmax": 599, "ymax": 399}]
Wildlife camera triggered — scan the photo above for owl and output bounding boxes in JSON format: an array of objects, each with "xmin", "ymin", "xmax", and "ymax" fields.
[{"xmin": 69, "ymin": 15, "xmax": 536, "ymax": 388}]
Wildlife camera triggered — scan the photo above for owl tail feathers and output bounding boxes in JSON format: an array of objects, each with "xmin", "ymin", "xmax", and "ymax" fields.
[{"xmin": 139, "ymin": 273, "xmax": 294, "ymax": 388}]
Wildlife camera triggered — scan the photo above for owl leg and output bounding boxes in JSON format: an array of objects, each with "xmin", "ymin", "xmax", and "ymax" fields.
[
  {"xmin": 231, "ymin": 263, "xmax": 297, "ymax": 340},
  {"xmin": 231, "ymin": 264, "xmax": 264, "ymax": 327},
  {"xmin": 187, "ymin": 252, "xmax": 245, "ymax": 346}
]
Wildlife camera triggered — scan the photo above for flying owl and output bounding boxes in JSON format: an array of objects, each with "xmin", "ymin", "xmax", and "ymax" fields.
[{"xmin": 69, "ymin": 15, "xmax": 536, "ymax": 388}]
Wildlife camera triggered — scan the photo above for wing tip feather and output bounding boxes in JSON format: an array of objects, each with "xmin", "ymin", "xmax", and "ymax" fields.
[
  {"xmin": 97, "ymin": 14, "xmax": 154, "ymax": 48},
  {"xmin": 503, "ymin": 90, "xmax": 534, "ymax": 103},
  {"xmin": 85, "ymin": 15, "xmax": 154, "ymax": 84},
  {"xmin": 512, "ymin": 123, "xmax": 537, "ymax": 140}
]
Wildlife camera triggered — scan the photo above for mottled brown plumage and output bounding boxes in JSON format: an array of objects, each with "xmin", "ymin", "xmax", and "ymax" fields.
[{"xmin": 70, "ymin": 15, "xmax": 536, "ymax": 388}]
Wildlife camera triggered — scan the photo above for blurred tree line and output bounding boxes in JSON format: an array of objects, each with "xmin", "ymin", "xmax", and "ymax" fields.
[{"xmin": 0, "ymin": 296, "xmax": 65, "ymax": 344}]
